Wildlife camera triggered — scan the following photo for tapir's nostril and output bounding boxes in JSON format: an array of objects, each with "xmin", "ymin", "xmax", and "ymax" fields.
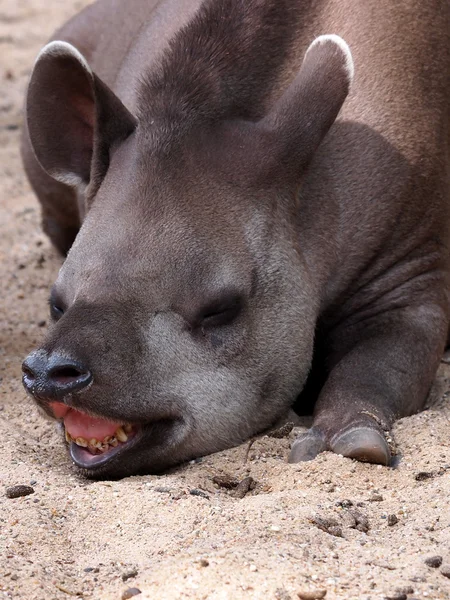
[
  {"xmin": 22, "ymin": 354, "xmax": 42, "ymax": 385},
  {"xmin": 22, "ymin": 352, "xmax": 92, "ymax": 399},
  {"xmin": 49, "ymin": 364, "xmax": 89, "ymax": 385},
  {"xmin": 22, "ymin": 363, "xmax": 36, "ymax": 381}
]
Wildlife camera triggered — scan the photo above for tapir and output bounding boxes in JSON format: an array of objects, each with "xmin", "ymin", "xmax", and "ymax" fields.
[{"xmin": 21, "ymin": 0, "xmax": 450, "ymax": 478}]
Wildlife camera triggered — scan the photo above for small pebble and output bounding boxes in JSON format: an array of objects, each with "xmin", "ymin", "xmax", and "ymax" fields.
[
  {"xmin": 369, "ymin": 492, "xmax": 383, "ymax": 502},
  {"xmin": 336, "ymin": 499, "xmax": 353, "ymax": 508},
  {"xmin": 348, "ymin": 508, "xmax": 370, "ymax": 533},
  {"xmin": 29, "ymin": 480, "xmax": 37, "ymax": 486},
  {"xmin": 232, "ymin": 476, "xmax": 255, "ymax": 499},
  {"xmin": 189, "ymin": 488, "xmax": 210, "ymax": 499},
  {"xmin": 122, "ymin": 588, "xmax": 141, "ymax": 599},
  {"xmin": 297, "ymin": 590, "xmax": 326, "ymax": 600},
  {"xmin": 6, "ymin": 485, "xmax": 35, "ymax": 499},
  {"xmin": 122, "ymin": 568, "xmax": 138, "ymax": 582},
  {"xmin": 212, "ymin": 474, "xmax": 239, "ymax": 489},
  {"xmin": 415, "ymin": 471, "xmax": 434, "ymax": 481},
  {"xmin": 424, "ymin": 555, "xmax": 442, "ymax": 568},
  {"xmin": 198, "ymin": 559, "xmax": 209, "ymax": 567},
  {"xmin": 440, "ymin": 564, "xmax": 450, "ymax": 579},
  {"xmin": 387, "ymin": 514, "xmax": 398, "ymax": 526},
  {"xmin": 310, "ymin": 516, "xmax": 342, "ymax": 538},
  {"xmin": 384, "ymin": 594, "xmax": 406, "ymax": 600},
  {"xmin": 396, "ymin": 586, "xmax": 414, "ymax": 595}
]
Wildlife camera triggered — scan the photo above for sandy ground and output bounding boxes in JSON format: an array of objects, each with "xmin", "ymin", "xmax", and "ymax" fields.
[{"xmin": 1, "ymin": 1, "xmax": 450, "ymax": 599}]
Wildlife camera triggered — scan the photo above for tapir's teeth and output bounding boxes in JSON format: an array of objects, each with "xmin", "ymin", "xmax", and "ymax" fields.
[
  {"xmin": 115, "ymin": 426, "xmax": 128, "ymax": 442},
  {"xmin": 65, "ymin": 425, "xmax": 132, "ymax": 451},
  {"xmin": 75, "ymin": 437, "xmax": 88, "ymax": 447},
  {"xmin": 124, "ymin": 424, "xmax": 133, "ymax": 433}
]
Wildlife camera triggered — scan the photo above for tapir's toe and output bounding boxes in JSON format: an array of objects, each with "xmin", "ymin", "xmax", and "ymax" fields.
[
  {"xmin": 288, "ymin": 428, "xmax": 327, "ymax": 462},
  {"xmin": 330, "ymin": 426, "xmax": 391, "ymax": 465}
]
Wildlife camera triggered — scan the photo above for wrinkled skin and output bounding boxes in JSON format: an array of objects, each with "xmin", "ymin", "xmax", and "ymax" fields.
[{"xmin": 21, "ymin": 0, "xmax": 450, "ymax": 478}]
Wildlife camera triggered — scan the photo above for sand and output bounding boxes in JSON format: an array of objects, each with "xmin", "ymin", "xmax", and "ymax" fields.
[{"xmin": 0, "ymin": 1, "xmax": 449, "ymax": 599}]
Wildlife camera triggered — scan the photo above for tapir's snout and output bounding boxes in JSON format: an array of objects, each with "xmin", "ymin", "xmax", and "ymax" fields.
[{"xmin": 22, "ymin": 350, "xmax": 92, "ymax": 401}]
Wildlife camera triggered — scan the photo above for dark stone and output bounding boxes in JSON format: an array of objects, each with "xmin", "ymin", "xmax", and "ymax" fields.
[
  {"xmin": 424, "ymin": 555, "xmax": 442, "ymax": 568},
  {"xmin": 440, "ymin": 564, "xmax": 450, "ymax": 579},
  {"xmin": 122, "ymin": 588, "xmax": 141, "ymax": 600},
  {"xmin": 189, "ymin": 488, "xmax": 210, "ymax": 499},
  {"xmin": 6, "ymin": 485, "xmax": 35, "ymax": 499},
  {"xmin": 415, "ymin": 471, "xmax": 434, "ymax": 481},
  {"xmin": 387, "ymin": 514, "xmax": 398, "ymax": 526},
  {"xmin": 122, "ymin": 568, "xmax": 138, "ymax": 582}
]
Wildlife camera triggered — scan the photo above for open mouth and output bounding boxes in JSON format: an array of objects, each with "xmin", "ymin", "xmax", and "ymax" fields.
[{"xmin": 50, "ymin": 402, "xmax": 139, "ymax": 469}]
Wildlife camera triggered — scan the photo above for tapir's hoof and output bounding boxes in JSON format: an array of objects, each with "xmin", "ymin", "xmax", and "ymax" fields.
[
  {"xmin": 330, "ymin": 426, "xmax": 391, "ymax": 465},
  {"xmin": 288, "ymin": 428, "xmax": 327, "ymax": 462}
]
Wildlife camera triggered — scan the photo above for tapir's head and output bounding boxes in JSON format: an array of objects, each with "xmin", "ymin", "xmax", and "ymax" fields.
[{"xmin": 22, "ymin": 29, "xmax": 353, "ymax": 477}]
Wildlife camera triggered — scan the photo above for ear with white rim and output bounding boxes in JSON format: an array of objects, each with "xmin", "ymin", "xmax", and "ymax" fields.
[
  {"xmin": 26, "ymin": 41, "xmax": 137, "ymax": 187},
  {"xmin": 306, "ymin": 34, "xmax": 354, "ymax": 83},
  {"xmin": 260, "ymin": 34, "xmax": 354, "ymax": 175}
]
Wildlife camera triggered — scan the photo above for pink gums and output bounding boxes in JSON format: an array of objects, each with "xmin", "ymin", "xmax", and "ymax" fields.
[{"xmin": 50, "ymin": 403, "xmax": 121, "ymax": 440}]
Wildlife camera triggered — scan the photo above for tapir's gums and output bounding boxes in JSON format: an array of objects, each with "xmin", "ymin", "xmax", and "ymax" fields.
[{"xmin": 21, "ymin": 0, "xmax": 450, "ymax": 478}]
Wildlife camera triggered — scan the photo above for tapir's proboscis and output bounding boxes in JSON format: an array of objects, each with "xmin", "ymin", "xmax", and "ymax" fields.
[{"xmin": 21, "ymin": 0, "xmax": 450, "ymax": 478}]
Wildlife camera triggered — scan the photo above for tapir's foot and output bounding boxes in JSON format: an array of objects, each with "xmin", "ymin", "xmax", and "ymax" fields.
[
  {"xmin": 288, "ymin": 416, "xmax": 392, "ymax": 466},
  {"xmin": 330, "ymin": 426, "xmax": 391, "ymax": 464},
  {"xmin": 288, "ymin": 428, "xmax": 327, "ymax": 462}
]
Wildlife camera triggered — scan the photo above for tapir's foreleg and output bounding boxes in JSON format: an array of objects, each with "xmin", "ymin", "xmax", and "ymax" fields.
[
  {"xmin": 289, "ymin": 301, "xmax": 448, "ymax": 465},
  {"xmin": 21, "ymin": 125, "xmax": 81, "ymax": 255}
]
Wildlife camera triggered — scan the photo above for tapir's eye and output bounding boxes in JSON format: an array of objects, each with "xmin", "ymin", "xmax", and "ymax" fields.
[
  {"xmin": 50, "ymin": 302, "xmax": 65, "ymax": 322},
  {"xmin": 49, "ymin": 292, "xmax": 65, "ymax": 322},
  {"xmin": 199, "ymin": 293, "xmax": 243, "ymax": 329}
]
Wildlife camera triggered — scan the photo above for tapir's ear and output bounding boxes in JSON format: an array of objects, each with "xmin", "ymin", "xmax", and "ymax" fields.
[
  {"xmin": 261, "ymin": 35, "xmax": 353, "ymax": 175},
  {"xmin": 26, "ymin": 41, "xmax": 137, "ymax": 187}
]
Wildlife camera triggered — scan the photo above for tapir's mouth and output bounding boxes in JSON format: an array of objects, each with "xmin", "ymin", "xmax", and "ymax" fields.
[{"xmin": 50, "ymin": 402, "xmax": 140, "ymax": 469}]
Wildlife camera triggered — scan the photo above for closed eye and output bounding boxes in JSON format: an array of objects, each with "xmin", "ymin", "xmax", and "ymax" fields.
[
  {"xmin": 199, "ymin": 294, "xmax": 243, "ymax": 329},
  {"xmin": 48, "ymin": 290, "xmax": 65, "ymax": 322}
]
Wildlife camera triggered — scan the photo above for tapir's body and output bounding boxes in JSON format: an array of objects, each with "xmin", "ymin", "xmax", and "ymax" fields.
[{"xmin": 21, "ymin": 0, "xmax": 450, "ymax": 477}]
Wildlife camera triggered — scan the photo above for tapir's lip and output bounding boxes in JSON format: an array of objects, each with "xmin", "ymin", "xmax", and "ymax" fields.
[
  {"xmin": 40, "ymin": 400, "xmax": 181, "ymax": 472},
  {"xmin": 44, "ymin": 402, "xmax": 142, "ymax": 470},
  {"xmin": 68, "ymin": 419, "xmax": 180, "ymax": 471}
]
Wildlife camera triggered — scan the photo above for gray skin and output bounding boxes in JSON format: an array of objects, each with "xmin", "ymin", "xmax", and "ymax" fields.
[{"xmin": 21, "ymin": 0, "xmax": 450, "ymax": 478}]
